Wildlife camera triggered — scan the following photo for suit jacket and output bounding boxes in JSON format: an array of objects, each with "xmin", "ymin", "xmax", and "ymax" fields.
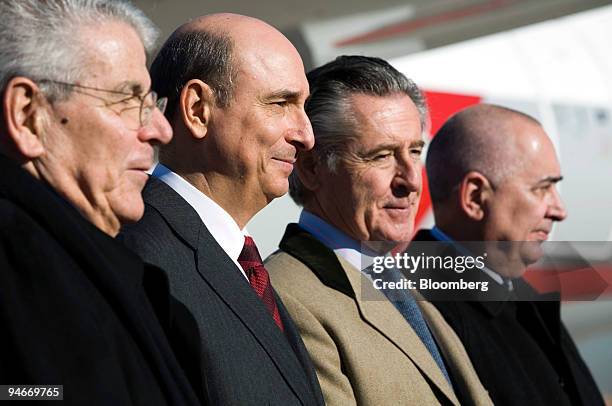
[
  {"xmin": 412, "ymin": 229, "xmax": 605, "ymax": 406},
  {"xmin": 120, "ymin": 177, "xmax": 324, "ymax": 406},
  {"xmin": 0, "ymin": 155, "xmax": 199, "ymax": 405},
  {"xmin": 265, "ymin": 224, "xmax": 493, "ymax": 406}
]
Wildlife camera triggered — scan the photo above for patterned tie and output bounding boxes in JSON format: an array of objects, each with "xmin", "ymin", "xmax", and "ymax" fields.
[
  {"xmin": 237, "ymin": 236, "xmax": 284, "ymax": 332},
  {"xmin": 375, "ymin": 265, "xmax": 454, "ymax": 388}
]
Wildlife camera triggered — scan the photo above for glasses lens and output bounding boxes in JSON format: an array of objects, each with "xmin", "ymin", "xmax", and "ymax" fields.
[
  {"xmin": 139, "ymin": 92, "xmax": 168, "ymax": 128},
  {"xmin": 157, "ymin": 97, "xmax": 168, "ymax": 115},
  {"xmin": 139, "ymin": 91, "xmax": 157, "ymax": 127}
]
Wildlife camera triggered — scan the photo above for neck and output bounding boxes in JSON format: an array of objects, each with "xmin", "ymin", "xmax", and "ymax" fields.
[
  {"xmin": 180, "ymin": 170, "xmax": 263, "ymax": 229},
  {"xmin": 434, "ymin": 206, "xmax": 484, "ymax": 242},
  {"xmin": 25, "ymin": 160, "xmax": 120, "ymax": 236}
]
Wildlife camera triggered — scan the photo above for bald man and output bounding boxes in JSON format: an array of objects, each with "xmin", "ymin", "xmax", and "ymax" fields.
[
  {"xmin": 120, "ymin": 14, "xmax": 324, "ymax": 406},
  {"xmin": 411, "ymin": 104, "xmax": 603, "ymax": 405}
]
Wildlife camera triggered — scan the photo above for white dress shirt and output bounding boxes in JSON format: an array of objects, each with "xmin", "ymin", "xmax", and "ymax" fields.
[{"xmin": 152, "ymin": 164, "xmax": 249, "ymax": 280}]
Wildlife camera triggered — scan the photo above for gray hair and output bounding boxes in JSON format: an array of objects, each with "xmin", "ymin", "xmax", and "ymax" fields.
[
  {"xmin": 0, "ymin": 0, "xmax": 158, "ymax": 101},
  {"xmin": 289, "ymin": 55, "xmax": 427, "ymax": 206},
  {"xmin": 426, "ymin": 104, "xmax": 541, "ymax": 204}
]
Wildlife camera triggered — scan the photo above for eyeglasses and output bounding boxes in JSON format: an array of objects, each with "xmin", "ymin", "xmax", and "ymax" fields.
[{"xmin": 37, "ymin": 79, "xmax": 167, "ymax": 129}]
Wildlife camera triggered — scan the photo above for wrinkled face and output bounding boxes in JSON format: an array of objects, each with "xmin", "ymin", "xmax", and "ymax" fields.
[
  {"xmin": 41, "ymin": 21, "xmax": 171, "ymax": 233},
  {"xmin": 208, "ymin": 38, "xmax": 314, "ymax": 208},
  {"xmin": 315, "ymin": 93, "xmax": 424, "ymax": 242},
  {"xmin": 483, "ymin": 124, "xmax": 567, "ymax": 270}
]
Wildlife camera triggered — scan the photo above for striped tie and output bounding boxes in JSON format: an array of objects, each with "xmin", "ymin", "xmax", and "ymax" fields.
[{"xmin": 238, "ymin": 236, "xmax": 284, "ymax": 332}]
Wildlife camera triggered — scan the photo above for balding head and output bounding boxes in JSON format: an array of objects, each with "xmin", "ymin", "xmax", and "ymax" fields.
[
  {"xmin": 148, "ymin": 13, "xmax": 313, "ymax": 227},
  {"xmin": 427, "ymin": 104, "xmax": 542, "ymax": 205},
  {"xmin": 426, "ymin": 103, "xmax": 567, "ymax": 271},
  {"xmin": 150, "ymin": 13, "xmax": 303, "ymax": 123}
]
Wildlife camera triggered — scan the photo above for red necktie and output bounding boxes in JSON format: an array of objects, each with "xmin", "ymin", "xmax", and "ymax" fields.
[{"xmin": 237, "ymin": 236, "xmax": 284, "ymax": 332}]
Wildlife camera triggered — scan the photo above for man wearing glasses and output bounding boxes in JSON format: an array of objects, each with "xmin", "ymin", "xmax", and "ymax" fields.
[{"xmin": 0, "ymin": 1, "xmax": 198, "ymax": 405}]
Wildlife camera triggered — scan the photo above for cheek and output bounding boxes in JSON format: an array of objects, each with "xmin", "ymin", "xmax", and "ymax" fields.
[{"xmin": 354, "ymin": 173, "xmax": 390, "ymax": 219}]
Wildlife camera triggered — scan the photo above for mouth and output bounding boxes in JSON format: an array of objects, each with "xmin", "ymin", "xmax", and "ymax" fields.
[
  {"xmin": 127, "ymin": 162, "xmax": 153, "ymax": 181},
  {"xmin": 532, "ymin": 229, "xmax": 550, "ymax": 241},
  {"xmin": 128, "ymin": 168, "xmax": 149, "ymax": 180},
  {"xmin": 271, "ymin": 157, "xmax": 296, "ymax": 172},
  {"xmin": 272, "ymin": 156, "xmax": 296, "ymax": 164},
  {"xmin": 383, "ymin": 205, "xmax": 412, "ymax": 218}
]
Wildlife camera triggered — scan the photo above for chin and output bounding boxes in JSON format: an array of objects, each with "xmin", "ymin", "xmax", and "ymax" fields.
[
  {"xmin": 264, "ymin": 180, "xmax": 290, "ymax": 201},
  {"xmin": 373, "ymin": 230, "xmax": 412, "ymax": 243},
  {"xmin": 113, "ymin": 196, "xmax": 145, "ymax": 226},
  {"xmin": 520, "ymin": 240, "xmax": 545, "ymax": 264}
]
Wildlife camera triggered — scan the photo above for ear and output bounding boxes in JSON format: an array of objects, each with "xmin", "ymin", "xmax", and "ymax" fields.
[
  {"xmin": 295, "ymin": 151, "xmax": 322, "ymax": 192},
  {"xmin": 2, "ymin": 76, "xmax": 46, "ymax": 159},
  {"xmin": 179, "ymin": 79, "xmax": 214, "ymax": 140},
  {"xmin": 458, "ymin": 171, "xmax": 493, "ymax": 221}
]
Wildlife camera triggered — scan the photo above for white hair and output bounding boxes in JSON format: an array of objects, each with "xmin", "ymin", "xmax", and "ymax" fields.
[{"xmin": 0, "ymin": 0, "xmax": 158, "ymax": 100}]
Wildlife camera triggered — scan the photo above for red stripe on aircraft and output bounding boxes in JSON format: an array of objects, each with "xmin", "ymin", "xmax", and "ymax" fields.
[{"xmin": 335, "ymin": 0, "xmax": 521, "ymax": 47}]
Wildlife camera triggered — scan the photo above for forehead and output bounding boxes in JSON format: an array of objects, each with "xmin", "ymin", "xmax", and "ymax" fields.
[
  {"xmin": 512, "ymin": 123, "xmax": 561, "ymax": 181},
  {"xmin": 233, "ymin": 38, "xmax": 308, "ymax": 97},
  {"xmin": 349, "ymin": 93, "xmax": 423, "ymax": 149},
  {"xmin": 77, "ymin": 21, "xmax": 149, "ymax": 90}
]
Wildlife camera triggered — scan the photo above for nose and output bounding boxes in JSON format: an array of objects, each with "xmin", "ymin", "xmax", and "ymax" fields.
[
  {"xmin": 138, "ymin": 108, "xmax": 173, "ymax": 145},
  {"xmin": 286, "ymin": 109, "xmax": 315, "ymax": 151},
  {"xmin": 391, "ymin": 150, "xmax": 421, "ymax": 197},
  {"xmin": 547, "ymin": 185, "xmax": 567, "ymax": 222}
]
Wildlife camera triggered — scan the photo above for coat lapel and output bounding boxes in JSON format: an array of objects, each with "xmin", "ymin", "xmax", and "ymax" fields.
[
  {"xmin": 280, "ymin": 224, "xmax": 459, "ymax": 405},
  {"xmin": 340, "ymin": 256, "xmax": 460, "ymax": 405},
  {"xmin": 143, "ymin": 178, "xmax": 314, "ymax": 405}
]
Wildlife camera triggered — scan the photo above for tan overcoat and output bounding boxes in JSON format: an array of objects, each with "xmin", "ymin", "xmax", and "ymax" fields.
[{"xmin": 266, "ymin": 224, "xmax": 493, "ymax": 406}]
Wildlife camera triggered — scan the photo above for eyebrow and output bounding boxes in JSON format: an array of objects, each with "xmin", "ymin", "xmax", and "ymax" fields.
[
  {"xmin": 264, "ymin": 89, "xmax": 303, "ymax": 102},
  {"xmin": 114, "ymin": 81, "xmax": 145, "ymax": 95},
  {"xmin": 362, "ymin": 140, "xmax": 426, "ymax": 155},
  {"xmin": 535, "ymin": 175, "xmax": 564, "ymax": 185}
]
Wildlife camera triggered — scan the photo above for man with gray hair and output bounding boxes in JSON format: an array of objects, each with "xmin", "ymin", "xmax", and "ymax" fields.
[
  {"xmin": 413, "ymin": 103, "xmax": 603, "ymax": 405},
  {"xmin": 266, "ymin": 55, "xmax": 492, "ymax": 405},
  {"xmin": 0, "ymin": 1, "xmax": 198, "ymax": 404}
]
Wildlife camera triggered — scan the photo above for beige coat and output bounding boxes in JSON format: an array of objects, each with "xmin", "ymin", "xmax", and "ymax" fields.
[{"xmin": 266, "ymin": 224, "xmax": 492, "ymax": 406}]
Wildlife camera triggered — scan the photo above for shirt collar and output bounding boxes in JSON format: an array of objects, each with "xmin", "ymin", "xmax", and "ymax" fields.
[
  {"xmin": 431, "ymin": 226, "xmax": 513, "ymax": 291},
  {"xmin": 298, "ymin": 210, "xmax": 377, "ymax": 272},
  {"xmin": 152, "ymin": 164, "xmax": 247, "ymax": 265}
]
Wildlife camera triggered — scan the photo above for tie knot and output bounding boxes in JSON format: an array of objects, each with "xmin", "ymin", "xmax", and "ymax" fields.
[{"xmin": 238, "ymin": 236, "xmax": 264, "ymax": 271}]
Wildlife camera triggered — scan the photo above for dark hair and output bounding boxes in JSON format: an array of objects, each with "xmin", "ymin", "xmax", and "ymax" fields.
[
  {"xmin": 150, "ymin": 29, "xmax": 235, "ymax": 121},
  {"xmin": 289, "ymin": 55, "xmax": 427, "ymax": 205}
]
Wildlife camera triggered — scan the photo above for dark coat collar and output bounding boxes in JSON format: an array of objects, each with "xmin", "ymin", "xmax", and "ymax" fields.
[
  {"xmin": 412, "ymin": 229, "xmax": 561, "ymax": 317},
  {"xmin": 0, "ymin": 154, "xmax": 145, "ymax": 288},
  {"xmin": 412, "ymin": 228, "xmax": 518, "ymax": 316},
  {"xmin": 279, "ymin": 223, "xmax": 355, "ymax": 298},
  {"xmin": 141, "ymin": 176, "xmax": 202, "ymax": 250}
]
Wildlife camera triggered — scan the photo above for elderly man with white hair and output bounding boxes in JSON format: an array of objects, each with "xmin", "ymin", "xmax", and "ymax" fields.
[{"xmin": 0, "ymin": 1, "xmax": 198, "ymax": 404}]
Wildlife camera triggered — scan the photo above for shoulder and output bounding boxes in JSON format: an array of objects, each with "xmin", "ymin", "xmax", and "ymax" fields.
[
  {"xmin": 267, "ymin": 249, "xmax": 332, "ymax": 299},
  {"xmin": 267, "ymin": 249, "xmax": 359, "ymax": 327},
  {"xmin": 0, "ymin": 197, "xmax": 38, "ymax": 231},
  {"xmin": 122, "ymin": 201, "xmax": 170, "ymax": 236},
  {"xmin": 119, "ymin": 203, "xmax": 189, "ymax": 266},
  {"xmin": 120, "ymin": 202, "xmax": 179, "ymax": 248},
  {"xmin": 0, "ymin": 198, "xmax": 60, "ymax": 261}
]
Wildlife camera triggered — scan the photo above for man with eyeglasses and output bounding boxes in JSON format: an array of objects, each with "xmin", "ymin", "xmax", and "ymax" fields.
[{"xmin": 0, "ymin": 1, "xmax": 199, "ymax": 405}]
